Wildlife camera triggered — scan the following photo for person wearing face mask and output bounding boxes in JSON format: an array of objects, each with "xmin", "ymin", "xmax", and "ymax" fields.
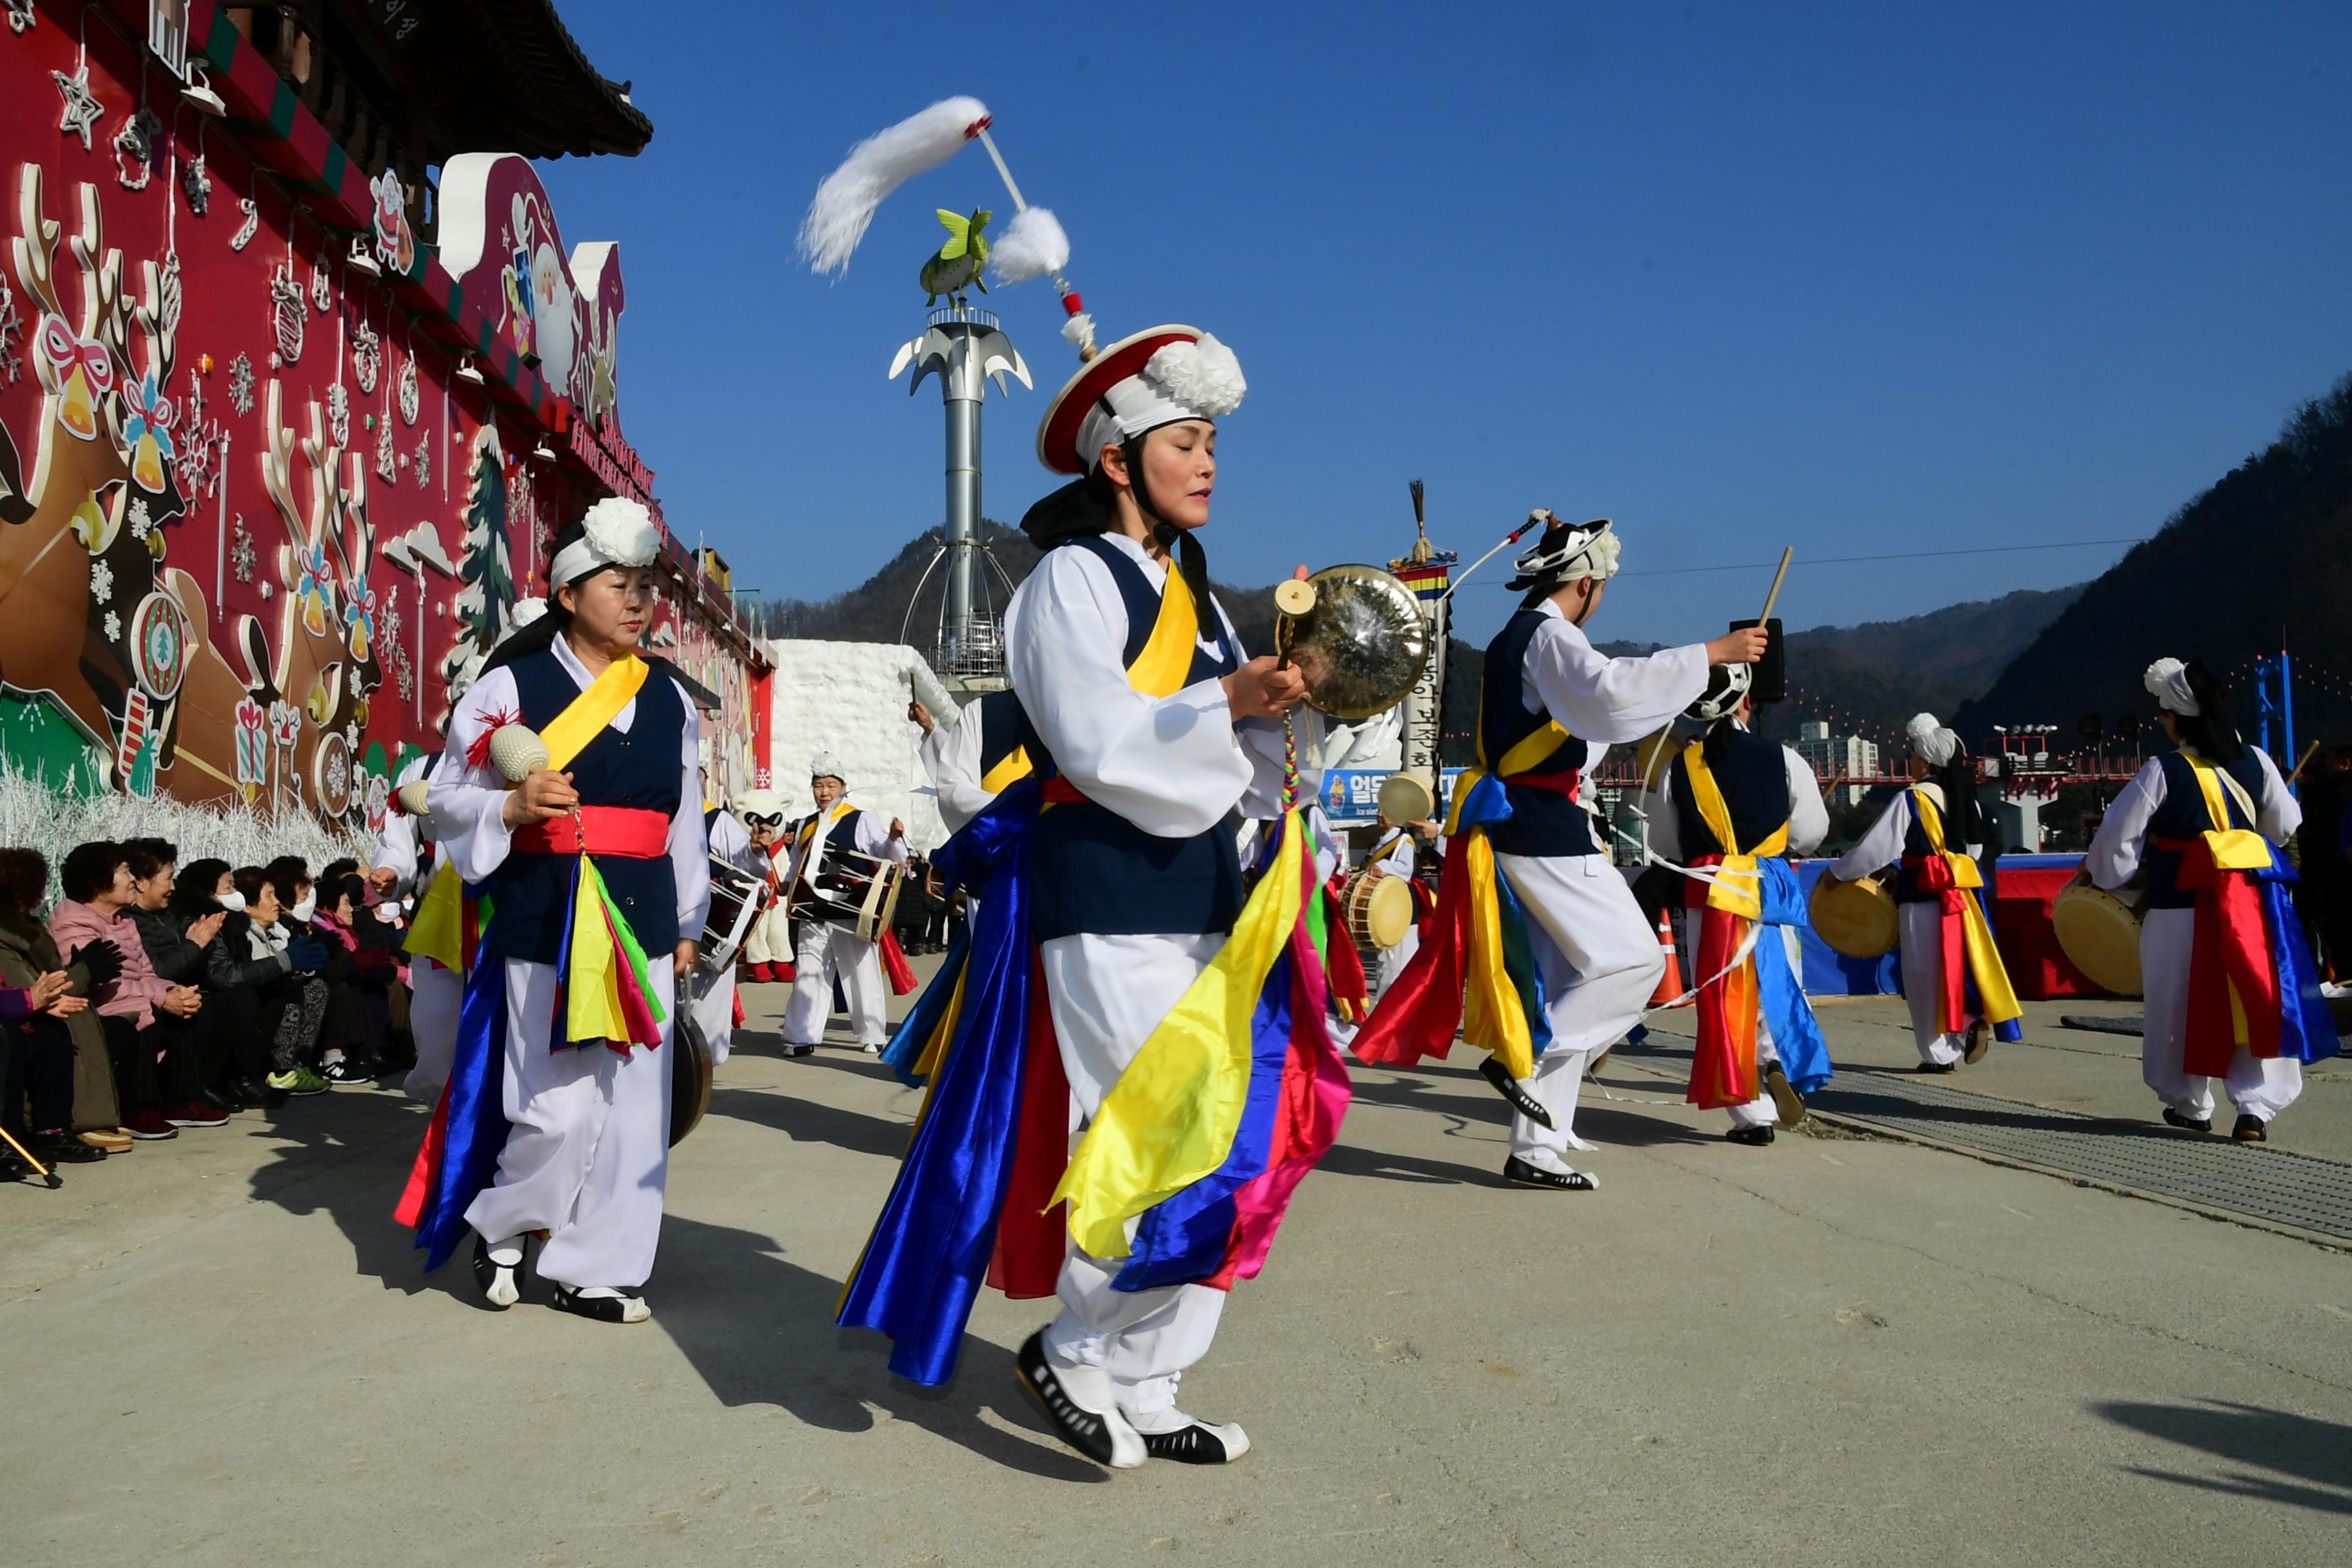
[
  {"xmin": 0, "ymin": 847, "xmax": 124, "ymax": 1157},
  {"xmin": 117, "ymin": 838, "xmax": 238, "ymax": 1117},
  {"xmin": 48, "ymin": 841, "xmax": 213, "ymax": 1139},
  {"xmin": 779, "ymin": 756, "xmax": 908, "ymax": 1057},
  {"xmin": 230, "ymin": 867, "xmax": 332, "ymax": 1096},
  {"xmin": 844, "ymin": 325, "xmax": 1354, "ymax": 1471},
  {"xmin": 411, "ymin": 500, "xmax": 709, "ymax": 1326},
  {"xmin": 1823, "ymin": 712, "xmax": 2024, "ymax": 1072},
  {"xmin": 170, "ymin": 857, "xmax": 274, "ymax": 1109},
  {"xmin": 1355, "ymin": 516, "xmax": 1767, "ymax": 1191}
]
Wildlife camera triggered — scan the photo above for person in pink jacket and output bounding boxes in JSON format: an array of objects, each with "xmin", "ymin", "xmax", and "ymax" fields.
[{"xmin": 46, "ymin": 841, "xmax": 220, "ymax": 1138}]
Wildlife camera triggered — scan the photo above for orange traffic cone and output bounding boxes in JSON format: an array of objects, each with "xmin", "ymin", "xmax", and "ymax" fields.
[{"xmin": 1649, "ymin": 906, "xmax": 1688, "ymax": 1008}]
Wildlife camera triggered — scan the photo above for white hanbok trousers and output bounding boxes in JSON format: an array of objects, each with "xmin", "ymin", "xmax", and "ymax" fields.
[
  {"xmin": 1375, "ymin": 923, "xmax": 1421, "ymax": 996},
  {"xmin": 785, "ymin": 921, "xmax": 887, "ymax": 1047},
  {"xmin": 1897, "ymin": 901, "xmax": 1966, "ymax": 1066},
  {"xmin": 401, "ymin": 956, "xmax": 462, "ymax": 1105},
  {"xmin": 1494, "ymin": 852, "xmax": 1665, "ymax": 1160},
  {"xmin": 2139, "ymin": 907, "xmax": 2303, "ymax": 1122},
  {"xmin": 464, "ymin": 956, "xmax": 674, "ymax": 1290},
  {"xmin": 1674, "ymin": 910, "xmax": 1796, "ymax": 1129},
  {"xmin": 1037, "ymin": 932, "xmax": 1228, "ymax": 1421},
  {"xmin": 689, "ymin": 964, "xmax": 737, "ymax": 1066}
]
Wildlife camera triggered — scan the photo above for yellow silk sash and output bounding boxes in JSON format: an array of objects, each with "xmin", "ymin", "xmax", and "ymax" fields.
[
  {"xmin": 1912, "ymin": 790, "xmax": 2023, "ymax": 1025},
  {"xmin": 2182, "ymin": 751, "xmax": 2272, "ymax": 871},
  {"xmin": 1680, "ymin": 743, "xmax": 1790, "ymax": 921},
  {"xmin": 979, "ymin": 746, "xmax": 1033, "ymax": 795},
  {"xmin": 407, "ymin": 865, "xmax": 464, "ymax": 971},
  {"xmin": 540, "ymin": 654, "xmax": 648, "ymax": 772}
]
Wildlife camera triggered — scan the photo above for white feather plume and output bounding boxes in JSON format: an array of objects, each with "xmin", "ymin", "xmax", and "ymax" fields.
[
  {"xmin": 799, "ymin": 96, "xmax": 990, "ymax": 276},
  {"xmin": 990, "ymin": 206, "xmax": 1070, "ymax": 284},
  {"xmin": 1061, "ymin": 311, "xmax": 1097, "ymax": 353},
  {"xmin": 1144, "ymin": 332, "xmax": 1247, "ymax": 416}
]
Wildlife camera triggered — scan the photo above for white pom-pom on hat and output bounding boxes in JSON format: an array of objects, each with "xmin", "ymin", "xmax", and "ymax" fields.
[
  {"xmin": 1905, "ymin": 712, "xmax": 1959, "ymax": 766},
  {"xmin": 2144, "ymin": 657, "xmax": 2200, "ymax": 716},
  {"xmin": 1143, "ymin": 332, "xmax": 1246, "ymax": 418},
  {"xmin": 580, "ymin": 498, "xmax": 661, "ymax": 568},
  {"xmin": 992, "ymin": 206, "xmax": 1070, "ymax": 285},
  {"xmin": 810, "ymin": 753, "xmax": 848, "ymax": 786}
]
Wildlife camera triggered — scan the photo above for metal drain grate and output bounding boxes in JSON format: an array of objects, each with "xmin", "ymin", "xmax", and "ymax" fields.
[{"xmin": 1612, "ymin": 1039, "xmax": 2352, "ymax": 1242}]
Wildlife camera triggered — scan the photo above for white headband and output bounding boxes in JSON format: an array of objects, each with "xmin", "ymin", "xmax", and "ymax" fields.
[
  {"xmin": 1905, "ymin": 712, "xmax": 1959, "ymax": 767},
  {"xmin": 2144, "ymin": 658, "xmax": 2200, "ymax": 717},
  {"xmin": 551, "ymin": 498, "xmax": 660, "ymax": 587},
  {"xmin": 1075, "ymin": 333, "xmax": 1246, "ymax": 473}
]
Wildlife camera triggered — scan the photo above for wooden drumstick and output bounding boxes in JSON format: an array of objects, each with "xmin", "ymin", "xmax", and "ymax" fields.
[
  {"xmin": 1818, "ymin": 766, "xmax": 1848, "ymax": 803},
  {"xmin": 2286, "ymin": 738, "xmax": 2323, "ymax": 786},
  {"xmin": 1758, "ymin": 547, "xmax": 1793, "ymax": 626}
]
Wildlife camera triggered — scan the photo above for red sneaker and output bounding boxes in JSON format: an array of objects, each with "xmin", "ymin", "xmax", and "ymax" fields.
[
  {"xmin": 126, "ymin": 1110, "xmax": 181, "ymax": 1140},
  {"xmin": 161, "ymin": 1100, "xmax": 230, "ymax": 1129}
]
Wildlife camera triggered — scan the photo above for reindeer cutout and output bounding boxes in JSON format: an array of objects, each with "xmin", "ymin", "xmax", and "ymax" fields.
[{"xmin": 0, "ymin": 164, "xmax": 150, "ymax": 774}]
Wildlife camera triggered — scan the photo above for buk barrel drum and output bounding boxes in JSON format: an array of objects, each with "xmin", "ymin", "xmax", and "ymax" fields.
[
  {"xmin": 794, "ymin": 845, "xmax": 908, "ymax": 944},
  {"xmin": 2053, "ymin": 879, "xmax": 2148, "ymax": 997},
  {"xmin": 700, "ymin": 859, "xmax": 770, "ymax": 970},
  {"xmin": 1809, "ymin": 872, "xmax": 1897, "ymax": 959},
  {"xmin": 1341, "ymin": 870, "xmax": 1415, "ymax": 952},
  {"xmin": 670, "ymin": 978, "xmax": 716, "ymax": 1146}
]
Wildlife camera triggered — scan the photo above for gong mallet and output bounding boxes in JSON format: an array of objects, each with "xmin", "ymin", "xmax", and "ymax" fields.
[{"xmin": 1271, "ymin": 575, "xmax": 1318, "ymax": 812}]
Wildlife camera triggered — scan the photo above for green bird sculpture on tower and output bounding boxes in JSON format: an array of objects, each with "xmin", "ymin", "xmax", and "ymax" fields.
[{"xmin": 919, "ymin": 208, "xmax": 993, "ymax": 307}]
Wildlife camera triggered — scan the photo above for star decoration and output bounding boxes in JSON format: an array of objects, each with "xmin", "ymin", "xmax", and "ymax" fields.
[
  {"xmin": 8, "ymin": 0, "xmax": 37, "ymax": 35},
  {"xmin": 53, "ymin": 64, "xmax": 104, "ymax": 152}
]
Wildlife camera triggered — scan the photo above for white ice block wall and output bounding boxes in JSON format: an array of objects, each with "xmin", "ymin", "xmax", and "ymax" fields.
[{"xmin": 763, "ymin": 639, "xmax": 961, "ymax": 851}]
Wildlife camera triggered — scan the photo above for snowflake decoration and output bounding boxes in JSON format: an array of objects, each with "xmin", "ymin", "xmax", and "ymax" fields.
[
  {"xmin": 309, "ymin": 257, "xmax": 332, "ymax": 313},
  {"xmin": 382, "ymin": 594, "xmax": 402, "ymax": 648},
  {"xmin": 375, "ymin": 419, "xmax": 395, "ymax": 482},
  {"xmin": 351, "ymin": 319, "xmax": 380, "ymax": 393},
  {"xmin": 230, "ymin": 516, "xmax": 255, "ymax": 583},
  {"xmin": 231, "ymin": 198, "xmax": 258, "ymax": 251},
  {"xmin": 326, "ymin": 383, "xmax": 349, "ymax": 446},
  {"xmin": 8, "ymin": 0, "xmax": 35, "ymax": 35},
  {"xmin": 228, "ymin": 351, "xmax": 255, "ymax": 415},
  {"xmin": 0, "ymin": 273, "xmax": 21, "ymax": 387},
  {"xmin": 391, "ymin": 644, "xmax": 414, "ymax": 701},
  {"xmin": 172, "ymin": 379, "xmax": 222, "ymax": 500},
  {"xmin": 181, "ymin": 152, "xmax": 210, "ymax": 216},
  {"xmin": 53, "ymin": 64, "xmax": 103, "ymax": 152},
  {"xmin": 90, "ymin": 558, "xmax": 113, "ymax": 600},
  {"xmin": 112, "ymin": 109, "xmax": 162, "ymax": 191},
  {"xmin": 128, "ymin": 496, "xmax": 152, "ymax": 539},
  {"xmin": 103, "ymin": 609, "xmax": 121, "ymax": 643},
  {"xmin": 413, "ymin": 436, "xmax": 429, "ymax": 489}
]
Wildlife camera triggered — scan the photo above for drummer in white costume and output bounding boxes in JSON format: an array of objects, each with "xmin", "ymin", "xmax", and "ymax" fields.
[
  {"xmin": 1824, "ymin": 714, "xmax": 2004, "ymax": 1072},
  {"xmin": 779, "ymin": 757, "xmax": 907, "ymax": 1056},
  {"xmin": 429, "ymin": 504, "xmax": 708, "ymax": 1324},
  {"xmin": 1005, "ymin": 323, "xmax": 1308, "ymax": 1466},
  {"xmin": 2086, "ymin": 658, "xmax": 2315, "ymax": 1140},
  {"xmin": 1362, "ymin": 808, "xmax": 1435, "ymax": 994},
  {"xmin": 691, "ymin": 774, "xmax": 768, "ymax": 1067}
]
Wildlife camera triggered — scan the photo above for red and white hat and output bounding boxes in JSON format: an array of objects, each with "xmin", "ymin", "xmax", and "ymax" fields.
[{"xmin": 1035, "ymin": 325, "xmax": 1248, "ymax": 476}]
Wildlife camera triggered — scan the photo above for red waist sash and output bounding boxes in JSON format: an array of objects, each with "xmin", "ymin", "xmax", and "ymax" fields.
[
  {"xmin": 2151, "ymin": 834, "xmax": 2280, "ymax": 1073},
  {"xmin": 512, "ymin": 805, "xmax": 670, "ymax": 858},
  {"xmin": 1500, "ymin": 768, "xmax": 1582, "ymax": 800},
  {"xmin": 1041, "ymin": 777, "xmax": 1087, "ymax": 807}
]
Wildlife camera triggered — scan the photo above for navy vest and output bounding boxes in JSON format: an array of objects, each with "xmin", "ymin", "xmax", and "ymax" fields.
[
  {"xmin": 1669, "ymin": 730, "xmax": 1791, "ymax": 858},
  {"xmin": 1479, "ymin": 609, "xmax": 1594, "ymax": 858},
  {"xmin": 2142, "ymin": 749, "xmax": 2268, "ymax": 909},
  {"xmin": 975, "ymin": 689, "xmax": 1026, "ymax": 780},
  {"xmin": 1020, "ymin": 534, "xmax": 1245, "ymax": 941},
  {"xmin": 487, "ymin": 651, "xmax": 686, "ymax": 966}
]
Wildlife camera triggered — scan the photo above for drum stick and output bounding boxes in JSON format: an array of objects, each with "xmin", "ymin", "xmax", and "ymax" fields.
[
  {"xmin": 1818, "ymin": 767, "xmax": 1847, "ymax": 803},
  {"xmin": 1758, "ymin": 547, "xmax": 1793, "ymax": 626},
  {"xmin": 2286, "ymin": 738, "xmax": 2322, "ymax": 785}
]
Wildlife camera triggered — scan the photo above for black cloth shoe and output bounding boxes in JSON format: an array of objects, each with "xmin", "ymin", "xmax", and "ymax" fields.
[
  {"xmin": 1015, "ymin": 1329, "xmax": 1144, "ymax": 1468},
  {"xmin": 2162, "ymin": 1108, "xmax": 2212, "ymax": 1134},
  {"xmin": 1725, "ymin": 1124, "xmax": 1776, "ymax": 1146},
  {"xmin": 1141, "ymin": 1418, "xmax": 1251, "ymax": 1464},
  {"xmin": 549, "ymin": 1283, "xmax": 649, "ymax": 1324},
  {"xmin": 1914, "ymin": 1061, "xmax": 1958, "ymax": 1075},
  {"xmin": 1480, "ymin": 1055, "xmax": 1553, "ymax": 1129},
  {"xmin": 199, "ymin": 1087, "xmax": 243, "ymax": 1113},
  {"xmin": 473, "ymin": 1236, "xmax": 523, "ymax": 1309},
  {"xmin": 2232, "ymin": 1113, "xmax": 2267, "ymax": 1143},
  {"xmin": 32, "ymin": 1133, "xmax": 107, "ymax": 1164},
  {"xmin": 1963, "ymin": 1020, "xmax": 1992, "ymax": 1064},
  {"xmin": 786, "ymin": 1043, "xmax": 816, "ymax": 1059},
  {"xmin": 1502, "ymin": 1155, "xmax": 1596, "ymax": 1191}
]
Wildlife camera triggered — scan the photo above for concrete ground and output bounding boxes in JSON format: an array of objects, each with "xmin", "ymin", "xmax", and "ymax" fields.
[{"xmin": 3, "ymin": 968, "xmax": 2349, "ymax": 1567}]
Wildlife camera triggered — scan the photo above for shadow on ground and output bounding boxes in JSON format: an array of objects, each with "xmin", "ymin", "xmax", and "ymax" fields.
[{"xmin": 2096, "ymin": 1398, "xmax": 2352, "ymax": 1515}]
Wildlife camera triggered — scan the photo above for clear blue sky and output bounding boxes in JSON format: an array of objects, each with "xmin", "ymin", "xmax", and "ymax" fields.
[{"xmin": 534, "ymin": 0, "xmax": 2352, "ymax": 649}]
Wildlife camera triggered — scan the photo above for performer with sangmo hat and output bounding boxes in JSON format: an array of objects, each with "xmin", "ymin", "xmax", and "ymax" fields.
[
  {"xmin": 2084, "ymin": 658, "xmax": 2337, "ymax": 1139},
  {"xmin": 778, "ymin": 756, "xmax": 908, "ymax": 1056},
  {"xmin": 1821, "ymin": 713, "xmax": 2021, "ymax": 1072},
  {"xmin": 1353, "ymin": 513, "xmax": 1767, "ymax": 1190},
  {"xmin": 403, "ymin": 501, "xmax": 709, "ymax": 1325}
]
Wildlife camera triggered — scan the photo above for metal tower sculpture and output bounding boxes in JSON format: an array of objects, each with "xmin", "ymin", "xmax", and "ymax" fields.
[{"xmin": 892, "ymin": 304, "xmax": 1032, "ymax": 689}]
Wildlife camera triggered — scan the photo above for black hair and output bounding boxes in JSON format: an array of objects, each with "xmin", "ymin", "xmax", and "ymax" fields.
[
  {"xmin": 320, "ymin": 856, "xmax": 360, "ymax": 889},
  {"xmin": 328, "ymin": 872, "xmax": 368, "ymax": 917},
  {"xmin": 263, "ymin": 855, "xmax": 311, "ymax": 897},
  {"xmin": 0, "ymin": 847, "xmax": 49, "ymax": 914},
  {"xmin": 1932, "ymin": 745, "xmax": 1990, "ymax": 850},
  {"xmin": 2173, "ymin": 659, "xmax": 2245, "ymax": 763},
  {"xmin": 172, "ymin": 857, "xmax": 233, "ymax": 918},
  {"xmin": 121, "ymin": 836, "xmax": 177, "ymax": 880},
  {"xmin": 231, "ymin": 865, "xmax": 272, "ymax": 906},
  {"xmin": 59, "ymin": 841, "xmax": 126, "ymax": 904}
]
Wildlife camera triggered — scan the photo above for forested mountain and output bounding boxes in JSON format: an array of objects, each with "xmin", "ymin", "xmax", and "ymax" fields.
[{"xmin": 1956, "ymin": 373, "xmax": 2352, "ymax": 745}]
